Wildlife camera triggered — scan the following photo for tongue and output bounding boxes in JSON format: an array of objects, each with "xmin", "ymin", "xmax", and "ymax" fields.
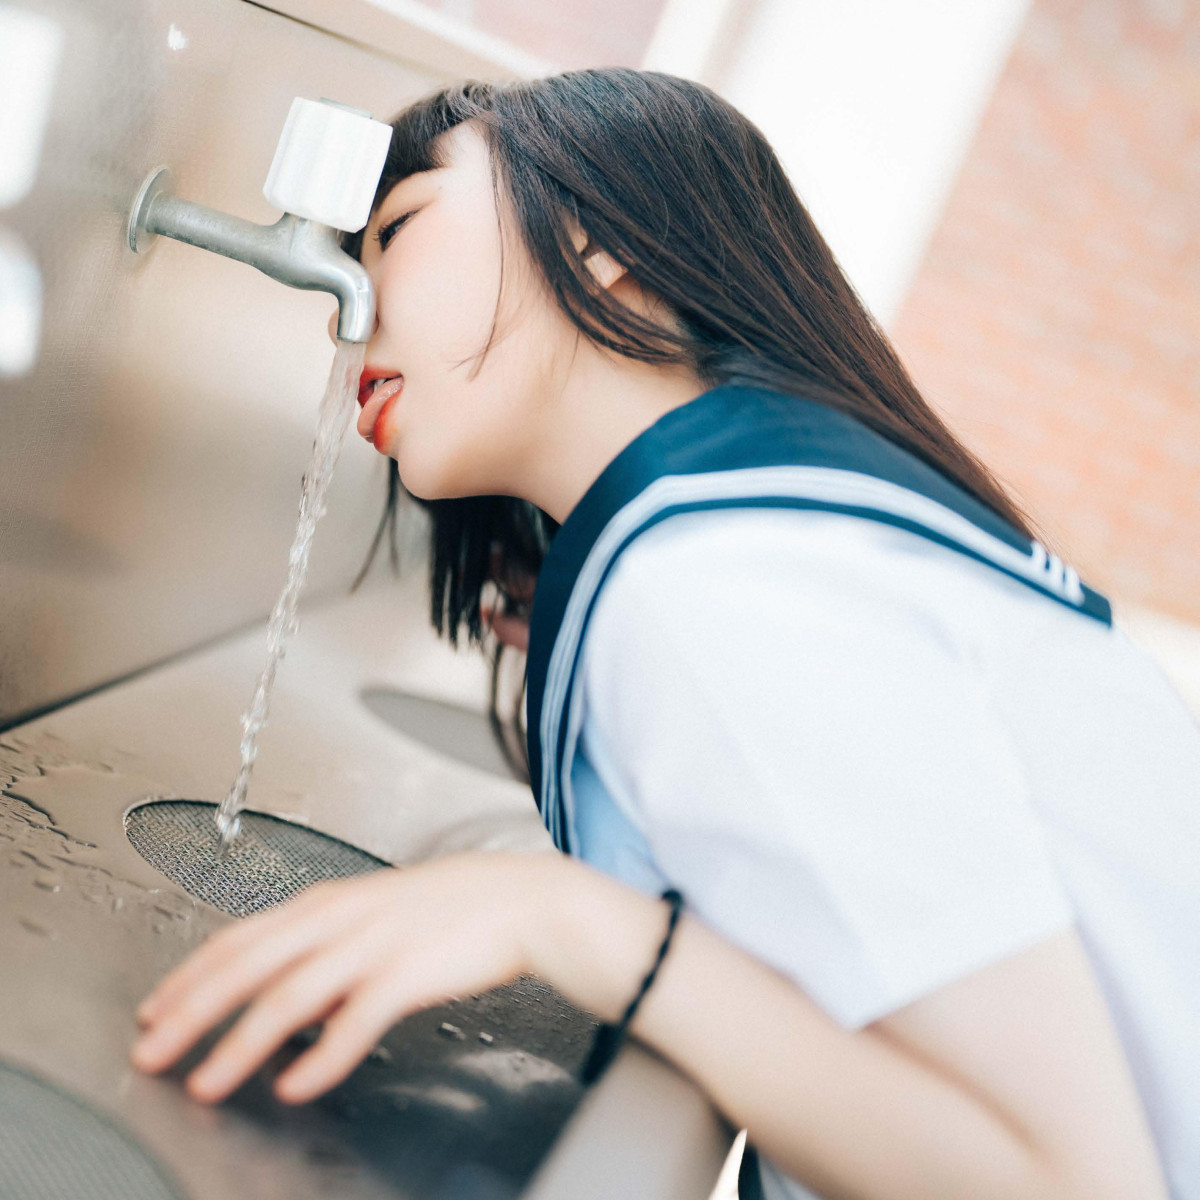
[{"xmin": 357, "ymin": 377, "xmax": 404, "ymax": 439}]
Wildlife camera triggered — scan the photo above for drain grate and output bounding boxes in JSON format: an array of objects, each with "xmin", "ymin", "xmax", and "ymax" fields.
[
  {"xmin": 0, "ymin": 1062, "xmax": 181, "ymax": 1200},
  {"xmin": 124, "ymin": 800, "xmax": 388, "ymax": 917}
]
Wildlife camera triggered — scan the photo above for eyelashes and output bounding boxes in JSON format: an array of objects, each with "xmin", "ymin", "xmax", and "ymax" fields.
[{"xmin": 374, "ymin": 210, "xmax": 415, "ymax": 252}]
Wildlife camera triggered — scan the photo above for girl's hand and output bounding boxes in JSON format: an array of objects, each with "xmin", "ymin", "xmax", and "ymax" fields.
[
  {"xmin": 130, "ymin": 851, "xmax": 561, "ymax": 1106},
  {"xmin": 480, "ymin": 549, "xmax": 536, "ymax": 651}
]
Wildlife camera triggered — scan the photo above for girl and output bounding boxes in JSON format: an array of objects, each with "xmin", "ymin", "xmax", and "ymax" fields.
[{"xmin": 131, "ymin": 70, "xmax": 1198, "ymax": 1200}]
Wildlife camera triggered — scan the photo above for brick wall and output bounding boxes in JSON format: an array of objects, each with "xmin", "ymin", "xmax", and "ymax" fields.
[{"xmin": 891, "ymin": 0, "xmax": 1200, "ymax": 622}]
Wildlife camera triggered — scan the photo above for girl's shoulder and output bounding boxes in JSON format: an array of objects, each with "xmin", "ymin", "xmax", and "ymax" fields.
[{"xmin": 586, "ymin": 504, "xmax": 1086, "ymax": 664}]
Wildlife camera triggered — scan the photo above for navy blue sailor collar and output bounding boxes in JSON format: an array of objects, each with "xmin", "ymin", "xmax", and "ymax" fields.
[{"xmin": 524, "ymin": 380, "xmax": 1111, "ymax": 849}]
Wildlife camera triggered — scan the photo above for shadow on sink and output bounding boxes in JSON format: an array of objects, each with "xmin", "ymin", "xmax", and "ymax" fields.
[{"xmin": 361, "ymin": 686, "xmax": 524, "ymax": 782}]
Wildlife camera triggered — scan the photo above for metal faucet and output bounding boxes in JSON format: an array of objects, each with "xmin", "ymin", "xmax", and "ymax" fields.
[
  {"xmin": 127, "ymin": 169, "xmax": 374, "ymax": 342},
  {"xmin": 126, "ymin": 98, "xmax": 392, "ymax": 343}
]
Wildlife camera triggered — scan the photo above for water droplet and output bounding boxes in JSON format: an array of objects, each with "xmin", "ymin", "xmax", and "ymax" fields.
[{"xmin": 18, "ymin": 916, "xmax": 57, "ymax": 939}]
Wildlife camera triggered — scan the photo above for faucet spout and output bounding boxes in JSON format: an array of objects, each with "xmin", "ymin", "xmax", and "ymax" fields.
[{"xmin": 128, "ymin": 167, "xmax": 375, "ymax": 343}]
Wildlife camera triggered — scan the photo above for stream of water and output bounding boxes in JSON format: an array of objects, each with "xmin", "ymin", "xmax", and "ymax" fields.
[{"xmin": 214, "ymin": 339, "xmax": 366, "ymax": 850}]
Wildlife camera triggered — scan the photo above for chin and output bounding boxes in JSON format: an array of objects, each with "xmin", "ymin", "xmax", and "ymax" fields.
[
  {"xmin": 392, "ymin": 463, "xmax": 437, "ymax": 502},
  {"xmin": 391, "ymin": 448, "xmax": 458, "ymax": 503},
  {"xmin": 391, "ymin": 428, "xmax": 499, "ymax": 503}
]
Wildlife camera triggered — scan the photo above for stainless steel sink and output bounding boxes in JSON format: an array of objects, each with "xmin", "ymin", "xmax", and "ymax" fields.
[
  {"xmin": 2, "ymin": 776, "xmax": 598, "ymax": 1200},
  {"xmin": 0, "ymin": 584, "xmax": 730, "ymax": 1200}
]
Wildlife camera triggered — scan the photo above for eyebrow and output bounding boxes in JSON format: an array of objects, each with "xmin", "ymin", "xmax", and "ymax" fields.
[
  {"xmin": 397, "ymin": 164, "xmax": 448, "ymax": 186},
  {"xmin": 379, "ymin": 167, "xmax": 444, "ymax": 206}
]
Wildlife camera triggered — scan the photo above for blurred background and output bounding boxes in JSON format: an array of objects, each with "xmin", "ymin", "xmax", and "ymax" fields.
[
  {"xmin": 1, "ymin": 0, "xmax": 1197, "ymax": 724},
  {"xmin": 0, "ymin": 4, "xmax": 1194, "ymax": 1197},
  {"xmin": 411, "ymin": 0, "xmax": 1200, "ymax": 707}
]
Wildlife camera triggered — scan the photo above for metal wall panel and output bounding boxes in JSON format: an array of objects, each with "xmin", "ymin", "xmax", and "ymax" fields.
[{"xmin": 0, "ymin": 0, "xmax": 445, "ymax": 725}]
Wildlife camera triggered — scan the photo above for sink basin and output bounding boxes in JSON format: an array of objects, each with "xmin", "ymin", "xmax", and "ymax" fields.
[
  {"xmin": 2, "ymin": 779, "xmax": 598, "ymax": 1200},
  {"xmin": 0, "ymin": 584, "xmax": 730, "ymax": 1200}
]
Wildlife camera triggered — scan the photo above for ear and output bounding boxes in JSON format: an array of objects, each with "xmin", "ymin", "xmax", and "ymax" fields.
[
  {"xmin": 583, "ymin": 248, "xmax": 626, "ymax": 291},
  {"xmin": 568, "ymin": 220, "xmax": 627, "ymax": 291}
]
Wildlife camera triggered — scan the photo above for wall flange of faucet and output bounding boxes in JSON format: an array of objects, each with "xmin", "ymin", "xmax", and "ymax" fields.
[
  {"xmin": 126, "ymin": 166, "xmax": 171, "ymax": 255},
  {"xmin": 124, "ymin": 98, "xmax": 393, "ymax": 343}
]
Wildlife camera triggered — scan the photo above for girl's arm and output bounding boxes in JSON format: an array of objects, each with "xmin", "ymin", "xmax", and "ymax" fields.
[
  {"xmin": 132, "ymin": 850, "xmax": 1168, "ymax": 1200},
  {"xmin": 542, "ymin": 857, "xmax": 1170, "ymax": 1200},
  {"xmin": 546, "ymin": 518, "xmax": 1170, "ymax": 1199}
]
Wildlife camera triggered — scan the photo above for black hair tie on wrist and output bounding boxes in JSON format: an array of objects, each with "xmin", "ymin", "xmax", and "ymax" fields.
[{"xmin": 579, "ymin": 887, "xmax": 684, "ymax": 1085}]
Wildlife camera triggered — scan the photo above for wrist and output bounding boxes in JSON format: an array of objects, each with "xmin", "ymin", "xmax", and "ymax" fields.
[{"xmin": 526, "ymin": 855, "xmax": 674, "ymax": 1024}]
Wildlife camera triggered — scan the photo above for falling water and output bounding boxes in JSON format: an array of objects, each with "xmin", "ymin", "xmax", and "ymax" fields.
[{"xmin": 214, "ymin": 340, "xmax": 366, "ymax": 849}]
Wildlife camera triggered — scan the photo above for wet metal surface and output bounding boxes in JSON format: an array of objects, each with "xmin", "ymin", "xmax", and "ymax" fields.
[{"xmin": 0, "ymin": 739, "xmax": 597, "ymax": 1200}]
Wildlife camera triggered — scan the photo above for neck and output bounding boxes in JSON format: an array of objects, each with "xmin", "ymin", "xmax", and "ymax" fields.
[{"xmin": 515, "ymin": 350, "xmax": 708, "ymax": 525}]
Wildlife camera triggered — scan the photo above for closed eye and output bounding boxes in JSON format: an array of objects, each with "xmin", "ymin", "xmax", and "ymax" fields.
[{"xmin": 375, "ymin": 210, "xmax": 415, "ymax": 252}]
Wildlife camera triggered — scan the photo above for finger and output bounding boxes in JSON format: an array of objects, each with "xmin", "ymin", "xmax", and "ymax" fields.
[
  {"xmin": 137, "ymin": 880, "xmax": 359, "ymax": 1025},
  {"xmin": 479, "ymin": 602, "xmax": 529, "ymax": 651},
  {"xmin": 505, "ymin": 574, "xmax": 536, "ymax": 603},
  {"xmin": 273, "ymin": 978, "xmax": 421, "ymax": 1104},
  {"xmin": 136, "ymin": 920, "xmax": 261, "ymax": 1027},
  {"xmin": 132, "ymin": 886, "xmax": 366, "ymax": 1071},
  {"xmin": 183, "ymin": 940, "xmax": 376, "ymax": 1104},
  {"xmin": 487, "ymin": 548, "xmax": 537, "ymax": 602},
  {"xmin": 187, "ymin": 990, "xmax": 345, "ymax": 1105},
  {"xmin": 137, "ymin": 896, "xmax": 312, "ymax": 1023},
  {"xmin": 490, "ymin": 613, "xmax": 529, "ymax": 652}
]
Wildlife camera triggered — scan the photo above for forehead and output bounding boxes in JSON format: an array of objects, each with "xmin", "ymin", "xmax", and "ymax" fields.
[{"xmin": 375, "ymin": 121, "xmax": 490, "ymax": 211}]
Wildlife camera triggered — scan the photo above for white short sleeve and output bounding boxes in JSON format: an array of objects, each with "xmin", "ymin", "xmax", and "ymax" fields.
[{"xmin": 578, "ymin": 509, "xmax": 1076, "ymax": 1031}]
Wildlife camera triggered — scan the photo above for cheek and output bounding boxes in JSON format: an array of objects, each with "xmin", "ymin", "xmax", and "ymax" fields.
[
  {"xmin": 379, "ymin": 212, "xmax": 504, "ymax": 369},
  {"xmin": 389, "ymin": 379, "xmax": 526, "ymax": 499}
]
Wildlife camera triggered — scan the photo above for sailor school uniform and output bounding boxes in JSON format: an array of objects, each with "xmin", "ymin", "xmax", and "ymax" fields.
[{"xmin": 524, "ymin": 382, "xmax": 1200, "ymax": 1200}]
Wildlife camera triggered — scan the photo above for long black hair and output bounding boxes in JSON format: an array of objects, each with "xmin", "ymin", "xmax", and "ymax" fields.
[{"xmin": 345, "ymin": 68, "xmax": 1040, "ymax": 781}]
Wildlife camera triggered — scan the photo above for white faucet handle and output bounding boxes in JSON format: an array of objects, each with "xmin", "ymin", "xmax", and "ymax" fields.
[{"xmin": 263, "ymin": 97, "xmax": 393, "ymax": 233}]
